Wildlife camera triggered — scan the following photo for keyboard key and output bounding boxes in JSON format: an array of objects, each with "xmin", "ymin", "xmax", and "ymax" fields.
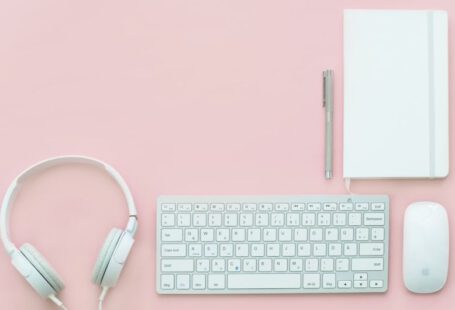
[
  {"xmin": 328, "ymin": 243, "xmax": 342, "ymax": 256},
  {"xmin": 258, "ymin": 259, "xmax": 272, "ymax": 272},
  {"xmin": 185, "ymin": 229, "xmax": 198, "ymax": 241},
  {"xmin": 354, "ymin": 280, "xmax": 368, "ymax": 288},
  {"xmin": 162, "ymin": 259, "xmax": 194, "ymax": 272},
  {"xmin": 162, "ymin": 244, "xmax": 186, "ymax": 257},
  {"xmin": 259, "ymin": 203, "xmax": 273, "ymax": 211},
  {"xmin": 176, "ymin": 275, "xmax": 190, "ymax": 289},
  {"xmin": 240, "ymin": 213, "xmax": 253, "ymax": 226},
  {"xmin": 228, "ymin": 259, "xmax": 241, "ymax": 271},
  {"xmin": 322, "ymin": 274, "xmax": 336, "ymax": 288},
  {"xmin": 188, "ymin": 244, "xmax": 202, "ymax": 256},
  {"xmin": 178, "ymin": 203, "xmax": 191, "ymax": 211},
  {"xmin": 274, "ymin": 259, "xmax": 287, "ymax": 272},
  {"xmin": 336, "ymin": 258, "xmax": 349, "ymax": 271},
  {"xmin": 232, "ymin": 228, "xmax": 245, "ymax": 241},
  {"xmin": 318, "ymin": 213, "xmax": 331, "ymax": 225},
  {"xmin": 264, "ymin": 228, "xmax": 277, "ymax": 241},
  {"xmin": 251, "ymin": 244, "xmax": 265, "ymax": 256},
  {"xmin": 349, "ymin": 213, "xmax": 362, "ymax": 225},
  {"xmin": 313, "ymin": 244, "xmax": 326, "ymax": 256},
  {"xmin": 243, "ymin": 259, "xmax": 257, "ymax": 272},
  {"xmin": 340, "ymin": 202, "xmax": 353, "ymax": 210},
  {"xmin": 360, "ymin": 243, "xmax": 384, "ymax": 256},
  {"xmin": 208, "ymin": 213, "xmax": 222, "ymax": 226},
  {"xmin": 217, "ymin": 228, "xmax": 230, "ymax": 241},
  {"xmin": 282, "ymin": 244, "xmax": 296, "ymax": 256},
  {"xmin": 201, "ymin": 228, "xmax": 214, "ymax": 242},
  {"xmin": 220, "ymin": 243, "xmax": 234, "ymax": 256},
  {"xmin": 305, "ymin": 259, "xmax": 319, "ymax": 271},
  {"xmin": 355, "ymin": 203, "xmax": 368, "ymax": 211},
  {"xmin": 228, "ymin": 274, "xmax": 301, "ymax": 289},
  {"xmin": 364, "ymin": 213, "xmax": 385, "ymax": 226},
  {"xmin": 307, "ymin": 203, "xmax": 321, "ymax": 211},
  {"xmin": 236, "ymin": 244, "xmax": 249, "ymax": 257},
  {"xmin": 302, "ymin": 214, "xmax": 316, "ymax": 225},
  {"xmin": 369, "ymin": 280, "xmax": 384, "ymax": 288},
  {"xmin": 196, "ymin": 259, "xmax": 209, "ymax": 272},
  {"xmin": 161, "ymin": 214, "xmax": 175, "ymax": 227},
  {"xmin": 297, "ymin": 243, "xmax": 311, "ymax": 256},
  {"xmin": 161, "ymin": 275, "xmax": 174, "ymax": 290},
  {"xmin": 354, "ymin": 273, "xmax": 368, "ymax": 280},
  {"xmin": 344, "ymin": 243, "xmax": 357, "ymax": 256},
  {"xmin": 341, "ymin": 228, "xmax": 354, "ymax": 240},
  {"xmin": 212, "ymin": 259, "xmax": 226, "ymax": 272},
  {"xmin": 193, "ymin": 275, "xmax": 206, "ymax": 289},
  {"xmin": 372, "ymin": 228, "xmax": 385, "ymax": 241},
  {"xmin": 279, "ymin": 228, "xmax": 292, "ymax": 241},
  {"xmin": 352, "ymin": 258, "xmax": 384, "ymax": 271},
  {"xmin": 256, "ymin": 213, "xmax": 269, "ymax": 226},
  {"xmin": 325, "ymin": 228, "xmax": 338, "ymax": 241},
  {"xmin": 161, "ymin": 203, "xmax": 176, "ymax": 211},
  {"xmin": 210, "ymin": 203, "xmax": 224, "ymax": 211},
  {"xmin": 275, "ymin": 203, "xmax": 289, "ymax": 211},
  {"xmin": 161, "ymin": 229, "xmax": 183, "ymax": 242},
  {"xmin": 290, "ymin": 259, "xmax": 303, "ymax": 271},
  {"xmin": 177, "ymin": 214, "xmax": 190, "ymax": 226},
  {"xmin": 208, "ymin": 274, "xmax": 225, "ymax": 289},
  {"xmin": 267, "ymin": 244, "xmax": 280, "ymax": 257},
  {"xmin": 225, "ymin": 213, "xmax": 238, "ymax": 226},
  {"xmin": 291, "ymin": 203, "xmax": 305, "ymax": 210},
  {"xmin": 303, "ymin": 274, "xmax": 320, "ymax": 288},
  {"xmin": 194, "ymin": 203, "xmax": 208, "ymax": 211},
  {"xmin": 294, "ymin": 228, "xmax": 308, "ymax": 241},
  {"xmin": 248, "ymin": 229, "xmax": 261, "ymax": 241},
  {"xmin": 321, "ymin": 258, "xmax": 334, "ymax": 271},
  {"xmin": 193, "ymin": 213, "xmax": 207, "ymax": 226},
  {"xmin": 309, "ymin": 228, "xmax": 323, "ymax": 241},
  {"xmin": 323, "ymin": 203, "xmax": 337, "ymax": 210},
  {"xmin": 333, "ymin": 213, "xmax": 346, "ymax": 225},
  {"xmin": 338, "ymin": 280, "xmax": 352, "ymax": 288},
  {"xmin": 227, "ymin": 203, "xmax": 241, "ymax": 211},
  {"xmin": 271, "ymin": 213, "xmax": 285, "ymax": 226},
  {"xmin": 356, "ymin": 228, "xmax": 369, "ymax": 241},
  {"xmin": 287, "ymin": 213, "xmax": 300, "ymax": 226},
  {"xmin": 243, "ymin": 203, "xmax": 257, "ymax": 211},
  {"xmin": 371, "ymin": 203, "xmax": 385, "ymax": 211}
]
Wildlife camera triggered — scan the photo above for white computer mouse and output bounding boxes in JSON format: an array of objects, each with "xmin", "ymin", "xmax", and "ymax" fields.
[{"xmin": 403, "ymin": 201, "xmax": 449, "ymax": 293}]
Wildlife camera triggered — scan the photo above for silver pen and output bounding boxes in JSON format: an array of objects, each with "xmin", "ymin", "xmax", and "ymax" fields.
[{"xmin": 323, "ymin": 70, "xmax": 334, "ymax": 179}]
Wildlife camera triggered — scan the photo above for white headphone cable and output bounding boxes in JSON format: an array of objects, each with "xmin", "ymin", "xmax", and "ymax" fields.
[
  {"xmin": 99, "ymin": 286, "xmax": 109, "ymax": 310},
  {"xmin": 49, "ymin": 294, "xmax": 68, "ymax": 310}
]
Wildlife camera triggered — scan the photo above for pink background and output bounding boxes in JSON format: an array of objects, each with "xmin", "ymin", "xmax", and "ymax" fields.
[{"xmin": 0, "ymin": 0, "xmax": 453, "ymax": 309}]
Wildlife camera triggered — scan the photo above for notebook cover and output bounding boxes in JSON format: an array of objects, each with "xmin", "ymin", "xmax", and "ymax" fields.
[{"xmin": 343, "ymin": 10, "xmax": 449, "ymax": 179}]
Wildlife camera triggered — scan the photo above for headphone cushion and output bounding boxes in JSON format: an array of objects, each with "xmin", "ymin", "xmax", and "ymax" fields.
[
  {"xmin": 20, "ymin": 243, "xmax": 64, "ymax": 292},
  {"xmin": 92, "ymin": 228, "xmax": 123, "ymax": 285}
]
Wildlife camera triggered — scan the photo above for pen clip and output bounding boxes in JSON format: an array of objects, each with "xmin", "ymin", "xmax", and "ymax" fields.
[{"xmin": 323, "ymin": 71, "xmax": 327, "ymax": 107}]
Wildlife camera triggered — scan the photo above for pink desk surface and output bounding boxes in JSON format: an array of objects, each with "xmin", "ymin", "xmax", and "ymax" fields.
[{"xmin": 0, "ymin": 0, "xmax": 453, "ymax": 309}]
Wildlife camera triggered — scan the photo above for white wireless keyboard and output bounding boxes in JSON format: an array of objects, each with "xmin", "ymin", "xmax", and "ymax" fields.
[{"xmin": 156, "ymin": 195, "xmax": 389, "ymax": 294}]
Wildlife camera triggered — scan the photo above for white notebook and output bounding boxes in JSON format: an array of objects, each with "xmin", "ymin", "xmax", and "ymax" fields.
[{"xmin": 343, "ymin": 10, "xmax": 449, "ymax": 179}]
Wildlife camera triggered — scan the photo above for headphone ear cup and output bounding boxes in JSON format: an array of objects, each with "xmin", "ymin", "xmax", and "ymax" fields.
[
  {"xmin": 20, "ymin": 243, "xmax": 65, "ymax": 293},
  {"xmin": 92, "ymin": 228, "xmax": 122, "ymax": 286}
]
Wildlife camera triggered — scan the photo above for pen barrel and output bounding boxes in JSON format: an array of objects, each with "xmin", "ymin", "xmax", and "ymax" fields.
[{"xmin": 325, "ymin": 112, "xmax": 333, "ymax": 179}]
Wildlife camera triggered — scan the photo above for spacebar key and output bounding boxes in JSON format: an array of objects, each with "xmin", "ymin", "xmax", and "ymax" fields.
[{"xmin": 228, "ymin": 274, "xmax": 301, "ymax": 289}]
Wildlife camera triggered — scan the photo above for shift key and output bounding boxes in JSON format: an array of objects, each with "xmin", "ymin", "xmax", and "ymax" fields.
[{"xmin": 352, "ymin": 258, "xmax": 383, "ymax": 271}]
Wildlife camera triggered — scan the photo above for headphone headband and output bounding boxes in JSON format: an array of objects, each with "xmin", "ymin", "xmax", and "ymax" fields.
[{"xmin": 0, "ymin": 155, "xmax": 138, "ymax": 256}]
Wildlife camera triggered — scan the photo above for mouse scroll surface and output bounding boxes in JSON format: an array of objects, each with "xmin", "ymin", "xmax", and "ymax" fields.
[{"xmin": 403, "ymin": 202, "xmax": 449, "ymax": 293}]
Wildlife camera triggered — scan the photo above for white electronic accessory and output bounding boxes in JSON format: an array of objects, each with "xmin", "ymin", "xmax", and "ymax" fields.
[
  {"xmin": 0, "ymin": 156, "xmax": 138, "ymax": 310},
  {"xmin": 403, "ymin": 201, "xmax": 449, "ymax": 293}
]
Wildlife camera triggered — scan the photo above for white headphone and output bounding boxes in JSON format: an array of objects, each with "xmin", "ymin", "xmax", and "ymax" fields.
[{"xmin": 0, "ymin": 156, "xmax": 138, "ymax": 310}]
